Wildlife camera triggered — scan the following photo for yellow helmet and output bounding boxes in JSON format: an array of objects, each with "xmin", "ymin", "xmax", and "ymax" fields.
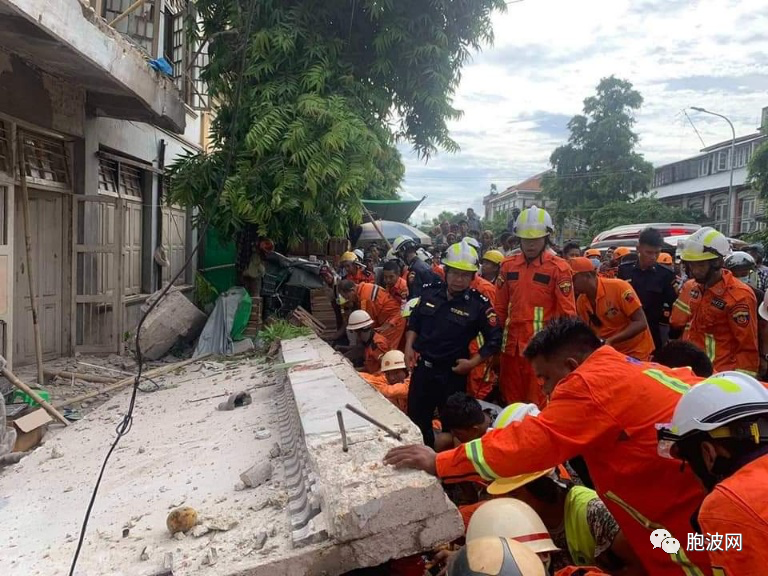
[
  {"xmin": 340, "ymin": 251, "xmax": 358, "ymax": 264},
  {"xmin": 514, "ymin": 206, "xmax": 553, "ymax": 239},
  {"xmin": 482, "ymin": 250, "xmax": 505, "ymax": 265},
  {"xmin": 443, "ymin": 241, "xmax": 479, "ymax": 272},
  {"xmin": 679, "ymin": 227, "xmax": 730, "ymax": 262}
]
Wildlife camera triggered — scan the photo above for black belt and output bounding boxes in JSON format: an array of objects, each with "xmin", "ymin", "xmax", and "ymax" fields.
[{"xmin": 419, "ymin": 356, "xmax": 455, "ymax": 369}]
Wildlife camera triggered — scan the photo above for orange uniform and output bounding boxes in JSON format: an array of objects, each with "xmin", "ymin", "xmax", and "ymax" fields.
[
  {"xmin": 363, "ymin": 332, "xmax": 391, "ymax": 374},
  {"xmin": 683, "ymin": 269, "xmax": 759, "ymax": 376},
  {"xmin": 385, "ymin": 276, "xmax": 409, "ymax": 306},
  {"xmin": 432, "ymin": 262, "xmax": 445, "ymax": 280},
  {"xmin": 435, "ymin": 346, "xmax": 711, "ymax": 576},
  {"xmin": 598, "ymin": 262, "xmax": 618, "ymax": 279},
  {"xmin": 357, "ymin": 283, "xmax": 406, "ymax": 352},
  {"xmin": 468, "ymin": 276, "xmax": 498, "ymax": 400},
  {"xmin": 576, "ymin": 277, "xmax": 654, "ymax": 361},
  {"xmin": 348, "ymin": 267, "xmax": 375, "ymax": 284},
  {"xmin": 697, "ymin": 453, "xmax": 768, "ymax": 575},
  {"xmin": 497, "ymin": 251, "xmax": 577, "ymax": 405},
  {"xmin": 670, "ymin": 278, "xmax": 698, "ymax": 333},
  {"xmin": 360, "ymin": 372, "xmax": 409, "ymax": 413}
]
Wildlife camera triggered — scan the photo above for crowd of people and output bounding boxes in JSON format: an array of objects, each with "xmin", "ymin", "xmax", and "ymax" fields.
[{"xmin": 327, "ymin": 206, "xmax": 767, "ymax": 576}]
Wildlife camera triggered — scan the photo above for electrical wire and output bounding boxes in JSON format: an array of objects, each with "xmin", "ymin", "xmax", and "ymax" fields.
[{"xmin": 67, "ymin": 1, "xmax": 259, "ymax": 572}]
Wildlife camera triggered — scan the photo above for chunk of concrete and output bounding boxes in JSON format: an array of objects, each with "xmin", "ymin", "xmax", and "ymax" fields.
[
  {"xmin": 136, "ymin": 287, "xmax": 207, "ymax": 360},
  {"xmin": 240, "ymin": 461, "xmax": 273, "ymax": 488}
]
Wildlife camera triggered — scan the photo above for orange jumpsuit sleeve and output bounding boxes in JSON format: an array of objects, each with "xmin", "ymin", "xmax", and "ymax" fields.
[
  {"xmin": 617, "ymin": 281, "xmax": 643, "ymax": 317},
  {"xmin": 553, "ymin": 263, "xmax": 578, "ymax": 317},
  {"xmin": 496, "ymin": 262, "xmax": 511, "ymax": 330},
  {"xmin": 435, "ymin": 373, "xmax": 618, "ymax": 483},
  {"xmin": 374, "ymin": 288, "xmax": 403, "ymax": 326},
  {"xmin": 727, "ymin": 293, "xmax": 759, "ymax": 376},
  {"xmin": 670, "ymin": 282, "xmax": 693, "ymax": 330}
]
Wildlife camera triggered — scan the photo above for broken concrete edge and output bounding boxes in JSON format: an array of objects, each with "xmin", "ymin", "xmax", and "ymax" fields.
[{"xmin": 279, "ymin": 335, "xmax": 464, "ymax": 566}]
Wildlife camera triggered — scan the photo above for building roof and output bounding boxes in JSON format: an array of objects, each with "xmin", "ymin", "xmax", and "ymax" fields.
[
  {"xmin": 484, "ymin": 171, "xmax": 549, "ymax": 204},
  {"xmin": 701, "ymin": 132, "xmax": 763, "ymax": 152},
  {"xmin": 650, "ymin": 166, "xmax": 749, "ymax": 200}
]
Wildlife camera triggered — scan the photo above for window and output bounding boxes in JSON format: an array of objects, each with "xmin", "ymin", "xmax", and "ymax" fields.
[
  {"xmin": 741, "ymin": 197, "xmax": 757, "ymax": 234},
  {"xmin": 21, "ymin": 132, "xmax": 70, "ymax": 185},
  {"xmin": 103, "ymin": 0, "xmax": 157, "ymax": 56},
  {"xmin": 711, "ymin": 200, "xmax": 728, "ymax": 233},
  {"xmin": 0, "ymin": 121, "xmax": 9, "ymax": 174},
  {"xmin": 699, "ymin": 156, "xmax": 711, "ymax": 177},
  {"xmin": 734, "ymin": 145, "xmax": 752, "ymax": 169},
  {"xmin": 716, "ymin": 150, "xmax": 729, "ymax": 172}
]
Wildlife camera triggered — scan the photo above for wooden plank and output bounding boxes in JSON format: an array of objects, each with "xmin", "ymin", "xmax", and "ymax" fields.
[{"xmin": 295, "ymin": 306, "xmax": 326, "ymax": 331}]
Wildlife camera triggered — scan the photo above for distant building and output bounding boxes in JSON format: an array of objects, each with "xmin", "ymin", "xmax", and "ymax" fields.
[{"xmin": 650, "ymin": 107, "xmax": 768, "ymax": 236}]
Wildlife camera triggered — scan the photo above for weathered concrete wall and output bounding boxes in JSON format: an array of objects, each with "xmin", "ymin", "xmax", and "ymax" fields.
[{"xmin": 0, "ymin": 50, "xmax": 85, "ymax": 137}]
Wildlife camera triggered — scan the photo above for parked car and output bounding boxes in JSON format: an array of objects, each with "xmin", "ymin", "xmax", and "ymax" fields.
[{"xmin": 589, "ymin": 223, "xmax": 701, "ymax": 251}]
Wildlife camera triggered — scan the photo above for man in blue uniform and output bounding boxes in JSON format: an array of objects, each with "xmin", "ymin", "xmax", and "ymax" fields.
[
  {"xmin": 405, "ymin": 241, "xmax": 502, "ymax": 447},
  {"xmin": 393, "ymin": 235, "xmax": 441, "ymax": 299},
  {"xmin": 617, "ymin": 227, "xmax": 677, "ymax": 352}
]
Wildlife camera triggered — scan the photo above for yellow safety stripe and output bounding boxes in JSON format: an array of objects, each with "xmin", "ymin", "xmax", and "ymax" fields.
[
  {"xmin": 705, "ymin": 334, "xmax": 716, "ymax": 363},
  {"xmin": 673, "ymin": 299, "xmax": 690, "ymax": 313},
  {"xmin": 643, "ymin": 369, "xmax": 691, "ymax": 395},
  {"xmin": 533, "ymin": 306, "xmax": 545, "ymax": 334},
  {"xmin": 476, "ymin": 333, "xmax": 485, "ymax": 347},
  {"xmin": 735, "ymin": 368, "xmax": 758, "ymax": 377},
  {"xmin": 464, "ymin": 439, "xmax": 499, "ymax": 481},
  {"xmin": 604, "ymin": 492, "xmax": 705, "ymax": 576}
]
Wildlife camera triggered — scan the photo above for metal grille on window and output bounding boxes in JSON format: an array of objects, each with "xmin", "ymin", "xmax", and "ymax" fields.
[
  {"xmin": 21, "ymin": 132, "xmax": 70, "ymax": 185},
  {"xmin": 171, "ymin": 13, "xmax": 186, "ymax": 93},
  {"xmin": 103, "ymin": 0, "xmax": 156, "ymax": 55},
  {"xmin": 0, "ymin": 121, "xmax": 9, "ymax": 174},
  {"xmin": 98, "ymin": 157, "xmax": 143, "ymax": 199},
  {"xmin": 189, "ymin": 40, "xmax": 210, "ymax": 109}
]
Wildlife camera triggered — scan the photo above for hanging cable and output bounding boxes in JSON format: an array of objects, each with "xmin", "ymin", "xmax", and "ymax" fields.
[{"xmin": 67, "ymin": 0, "xmax": 259, "ymax": 573}]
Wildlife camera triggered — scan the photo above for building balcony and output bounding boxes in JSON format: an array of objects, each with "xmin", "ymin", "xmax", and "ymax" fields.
[{"xmin": 0, "ymin": 0, "xmax": 186, "ymax": 133}]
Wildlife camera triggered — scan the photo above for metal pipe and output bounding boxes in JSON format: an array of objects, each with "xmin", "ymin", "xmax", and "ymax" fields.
[
  {"xmin": 336, "ymin": 410, "xmax": 348, "ymax": 452},
  {"xmin": 344, "ymin": 403, "xmax": 402, "ymax": 441}
]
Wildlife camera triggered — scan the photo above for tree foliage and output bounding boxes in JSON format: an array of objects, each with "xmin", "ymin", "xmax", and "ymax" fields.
[
  {"xmin": 747, "ymin": 139, "xmax": 768, "ymax": 201},
  {"xmin": 542, "ymin": 76, "xmax": 654, "ymax": 224},
  {"xmin": 586, "ymin": 197, "xmax": 707, "ymax": 240},
  {"xmin": 167, "ymin": 0, "xmax": 505, "ymax": 246},
  {"xmin": 431, "ymin": 211, "xmax": 463, "ymax": 226}
]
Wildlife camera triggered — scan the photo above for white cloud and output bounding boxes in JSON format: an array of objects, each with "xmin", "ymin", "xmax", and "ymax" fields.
[{"xmin": 402, "ymin": 0, "xmax": 768, "ymax": 222}]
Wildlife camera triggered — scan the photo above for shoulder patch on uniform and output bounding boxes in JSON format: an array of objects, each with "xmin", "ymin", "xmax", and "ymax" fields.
[
  {"xmin": 622, "ymin": 289, "xmax": 635, "ymax": 303},
  {"xmin": 711, "ymin": 297, "xmax": 727, "ymax": 310},
  {"xmin": 558, "ymin": 279, "xmax": 572, "ymax": 296},
  {"xmin": 486, "ymin": 308, "xmax": 498, "ymax": 327},
  {"xmin": 690, "ymin": 289, "xmax": 700, "ymax": 299},
  {"xmin": 731, "ymin": 303, "xmax": 751, "ymax": 326}
]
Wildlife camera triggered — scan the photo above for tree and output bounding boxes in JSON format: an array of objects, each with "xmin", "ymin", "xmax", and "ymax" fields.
[
  {"xmin": 542, "ymin": 77, "xmax": 654, "ymax": 224},
  {"xmin": 747, "ymin": 140, "xmax": 768, "ymax": 200},
  {"xmin": 431, "ymin": 211, "xmax": 462, "ymax": 226},
  {"xmin": 586, "ymin": 197, "xmax": 707, "ymax": 240},
  {"xmin": 167, "ymin": 0, "xmax": 506, "ymax": 252}
]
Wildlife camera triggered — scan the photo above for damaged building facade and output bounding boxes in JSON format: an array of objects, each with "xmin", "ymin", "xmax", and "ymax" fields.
[{"xmin": 0, "ymin": 0, "xmax": 209, "ymax": 368}]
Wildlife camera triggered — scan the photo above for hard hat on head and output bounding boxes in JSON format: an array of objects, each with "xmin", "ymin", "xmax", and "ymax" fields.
[
  {"xmin": 482, "ymin": 250, "xmax": 505, "ymax": 265},
  {"xmin": 679, "ymin": 227, "xmax": 730, "ymax": 262},
  {"xmin": 513, "ymin": 206, "xmax": 553, "ymax": 240},
  {"xmin": 448, "ymin": 537, "xmax": 547, "ymax": 576},
  {"xmin": 657, "ymin": 371, "xmax": 768, "ymax": 459},
  {"xmin": 466, "ymin": 499, "xmax": 559, "ymax": 554},
  {"xmin": 463, "ymin": 237, "xmax": 481, "ymax": 251},
  {"xmin": 353, "ymin": 248, "xmax": 365, "ymax": 260},
  {"xmin": 380, "ymin": 350, "xmax": 406, "ymax": 372},
  {"xmin": 416, "ymin": 247, "xmax": 432, "ymax": 263},
  {"xmin": 443, "ymin": 242, "xmax": 479, "ymax": 273},
  {"xmin": 657, "ymin": 253, "xmax": 674, "ymax": 266},
  {"xmin": 385, "ymin": 248, "xmax": 398, "ymax": 262},
  {"xmin": 612, "ymin": 247, "xmax": 631, "ymax": 261},
  {"xmin": 340, "ymin": 251, "xmax": 358, "ymax": 264},
  {"xmin": 347, "ymin": 310, "xmax": 374, "ymax": 331},
  {"xmin": 725, "ymin": 251, "xmax": 755, "ymax": 270},
  {"xmin": 393, "ymin": 235, "xmax": 417, "ymax": 254},
  {"xmin": 584, "ymin": 248, "xmax": 601, "ymax": 258}
]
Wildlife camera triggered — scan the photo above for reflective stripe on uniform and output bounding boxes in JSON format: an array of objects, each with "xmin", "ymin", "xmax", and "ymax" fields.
[
  {"xmin": 643, "ymin": 369, "xmax": 691, "ymax": 395},
  {"xmin": 464, "ymin": 439, "xmax": 500, "ymax": 481},
  {"xmin": 533, "ymin": 306, "xmax": 545, "ymax": 334},
  {"xmin": 604, "ymin": 491, "xmax": 705, "ymax": 576},
  {"xmin": 705, "ymin": 334, "xmax": 716, "ymax": 363},
  {"xmin": 673, "ymin": 299, "xmax": 690, "ymax": 314}
]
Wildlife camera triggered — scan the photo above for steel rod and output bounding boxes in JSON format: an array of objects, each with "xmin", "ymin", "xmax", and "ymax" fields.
[
  {"xmin": 344, "ymin": 403, "xmax": 402, "ymax": 440},
  {"xmin": 336, "ymin": 410, "xmax": 349, "ymax": 451}
]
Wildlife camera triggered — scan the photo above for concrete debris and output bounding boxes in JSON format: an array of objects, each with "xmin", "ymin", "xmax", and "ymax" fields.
[
  {"xmin": 173, "ymin": 531, "xmax": 186, "ymax": 541},
  {"xmin": 201, "ymin": 547, "xmax": 218, "ymax": 566},
  {"xmin": 269, "ymin": 443, "xmax": 281, "ymax": 459},
  {"xmin": 50, "ymin": 446, "xmax": 64, "ymax": 459},
  {"xmin": 204, "ymin": 515, "xmax": 239, "ymax": 532},
  {"xmin": 252, "ymin": 531, "xmax": 268, "ymax": 552},
  {"xmin": 137, "ymin": 287, "xmax": 207, "ymax": 361},
  {"xmin": 234, "ymin": 481, "xmax": 246, "ymax": 492},
  {"xmin": 240, "ymin": 461, "xmax": 272, "ymax": 488},
  {"xmin": 217, "ymin": 391, "xmax": 253, "ymax": 411},
  {"xmin": 140, "ymin": 546, "xmax": 152, "ymax": 561},
  {"xmin": 254, "ymin": 429, "xmax": 271, "ymax": 440},
  {"xmin": 190, "ymin": 524, "xmax": 210, "ymax": 538}
]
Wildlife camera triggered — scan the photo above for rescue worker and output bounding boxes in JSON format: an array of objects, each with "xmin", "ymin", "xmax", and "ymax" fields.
[
  {"xmin": 481, "ymin": 250, "xmax": 505, "ymax": 288},
  {"xmin": 618, "ymin": 228, "xmax": 678, "ymax": 352},
  {"xmin": 385, "ymin": 316, "xmax": 712, "ymax": 576},
  {"xmin": 432, "ymin": 247, "xmax": 446, "ymax": 280},
  {"xmin": 583, "ymin": 249, "xmax": 601, "ymax": 260},
  {"xmin": 657, "ymin": 372, "xmax": 768, "ymax": 575},
  {"xmin": 669, "ymin": 277, "xmax": 697, "ymax": 338},
  {"xmin": 360, "ymin": 350, "xmax": 409, "ymax": 413},
  {"xmin": 380, "ymin": 260, "xmax": 409, "ymax": 306},
  {"xmin": 393, "ymin": 235, "xmax": 441, "ymax": 299},
  {"xmin": 404, "ymin": 241, "xmax": 502, "ymax": 447},
  {"xmin": 680, "ymin": 227, "xmax": 759, "ymax": 375},
  {"xmin": 437, "ymin": 392, "xmax": 516, "ymax": 445},
  {"xmin": 745, "ymin": 243, "xmax": 768, "ymax": 290},
  {"xmin": 341, "ymin": 309, "xmax": 390, "ymax": 373},
  {"xmin": 651, "ymin": 340, "xmax": 714, "ymax": 377},
  {"xmin": 597, "ymin": 246, "xmax": 629, "ymax": 279},
  {"xmin": 571, "ymin": 257, "xmax": 654, "ymax": 361},
  {"xmin": 338, "ymin": 278, "xmax": 406, "ymax": 352},
  {"xmin": 725, "ymin": 251, "xmax": 768, "ymax": 377},
  {"xmin": 496, "ymin": 206, "xmax": 577, "ymax": 406},
  {"xmin": 447, "ymin": 536, "xmax": 549, "ymax": 576},
  {"xmin": 562, "ymin": 242, "xmax": 582, "ymax": 260},
  {"xmin": 340, "ymin": 250, "xmax": 374, "ymax": 284}
]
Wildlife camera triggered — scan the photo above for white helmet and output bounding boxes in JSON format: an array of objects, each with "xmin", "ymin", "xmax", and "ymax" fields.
[
  {"xmin": 463, "ymin": 236, "xmax": 481, "ymax": 251},
  {"xmin": 347, "ymin": 309, "xmax": 374, "ymax": 331},
  {"xmin": 657, "ymin": 371, "xmax": 768, "ymax": 458},
  {"xmin": 725, "ymin": 251, "xmax": 756, "ymax": 270},
  {"xmin": 385, "ymin": 248, "xmax": 399, "ymax": 262},
  {"xmin": 393, "ymin": 235, "xmax": 417, "ymax": 254},
  {"xmin": 514, "ymin": 206, "xmax": 553, "ymax": 239},
  {"xmin": 679, "ymin": 227, "xmax": 731, "ymax": 262},
  {"xmin": 380, "ymin": 350, "xmax": 406, "ymax": 372},
  {"xmin": 443, "ymin": 242, "xmax": 479, "ymax": 272},
  {"xmin": 416, "ymin": 247, "xmax": 432, "ymax": 263},
  {"xmin": 353, "ymin": 248, "xmax": 365, "ymax": 261},
  {"xmin": 466, "ymin": 499, "xmax": 559, "ymax": 554}
]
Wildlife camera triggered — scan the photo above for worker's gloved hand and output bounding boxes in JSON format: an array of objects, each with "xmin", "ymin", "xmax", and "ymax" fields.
[
  {"xmin": 384, "ymin": 445, "xmax": 437, "ymax": 476},
  {"xmin": 452, "ymin": 358, "xmax": 475, "ymax": 375}
]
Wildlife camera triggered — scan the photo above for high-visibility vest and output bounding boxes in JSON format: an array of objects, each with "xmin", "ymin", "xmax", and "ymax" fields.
[{"xmin": 564, "ymin": 486, "xmax": 599, "ymax": 566}]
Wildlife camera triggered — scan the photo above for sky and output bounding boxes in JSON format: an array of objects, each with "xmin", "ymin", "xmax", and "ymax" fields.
[{"xmin": 400, "ymin": 0, "xmax": 768, "ymax": 225}]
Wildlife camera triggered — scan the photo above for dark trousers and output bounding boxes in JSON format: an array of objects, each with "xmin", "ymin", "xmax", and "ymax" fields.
[{"xmin": 407, "ymin": 359, "xmax": 467, "ymax": 448}]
